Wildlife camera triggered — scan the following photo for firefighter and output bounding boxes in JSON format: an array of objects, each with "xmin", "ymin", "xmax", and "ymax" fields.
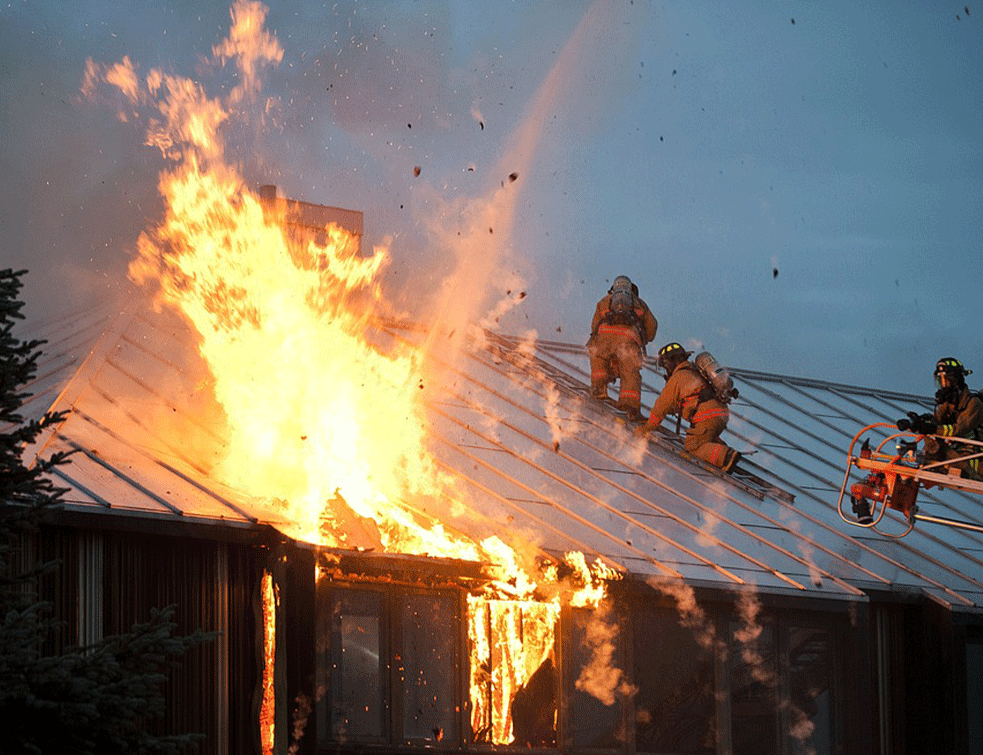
[
  {"xmin": 897, "ymin": 357, "xmax": 983, "ymax": 480},
  {"xmin": 587, "ymin": 275, "xmax": 658, "ymax": 421},
  {"xmin": 639, "ymin": 342, "xmax": 741, "ymax": 472}
]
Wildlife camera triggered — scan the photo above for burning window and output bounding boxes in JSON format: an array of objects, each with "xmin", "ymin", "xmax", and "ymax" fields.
[
  {"xmin": 261, "ymin": 570, "xmax": 278, "ymax": 754},
  {"xmin": 468, "ymin": 596, "xmax": 558, "ymax": 746}
]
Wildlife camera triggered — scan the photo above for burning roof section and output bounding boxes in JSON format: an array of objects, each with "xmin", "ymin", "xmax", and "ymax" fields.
[{"xmin": 18, "ymin": 300, "xmax": 983, "ymax": 612}]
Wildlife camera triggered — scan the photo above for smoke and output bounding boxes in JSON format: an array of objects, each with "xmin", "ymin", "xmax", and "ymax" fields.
[
  {"xmin": 417, "ymin": 0, "xmax": 634, "ymax": 371},
  {"xmin": 509, "ymin": 330, "xmax": 573, "ymax": 453},
  {"xmin": 573, "ymin": 601, "xmax": 637, "ymax": 707},
  {"xmin": 644, "ymin": 577, "xmax": 723, "ymax": 656},
  {"xmin": 774, "ymin": 506, "xmax": 825, "ymax": 589},
  {"xmin": 287, "ymin": 692, "xmax": 312, "ymax": 755},
  {"xmin": 733, "ymin": 590, "xmax": 774, "ymax": 687}
]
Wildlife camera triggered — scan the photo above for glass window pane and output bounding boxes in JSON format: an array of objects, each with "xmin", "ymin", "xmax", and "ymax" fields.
[
  {"xmin": 633, "ymin": 607, "xmax": 716, "ymax": 754},
  {"xmin": 400, "ymin": 592, "xmax": 459, "ymax": 744},
  {"xmin": 569, "ymin": 608, "xmax": 624, "ymax": 750},
  {"xmin": 730, "ymin": 620, "xmax": 778, "ymax": 755},
  {"xmin": 326, "ymin": 589, "xmax": 386, "ymax": 742},
  {"xmin": 785, "ymin": 626, "xmax": 834, "ymax": 753}
]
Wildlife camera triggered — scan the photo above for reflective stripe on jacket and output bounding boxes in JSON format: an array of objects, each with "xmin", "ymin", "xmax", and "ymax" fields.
[
  {"xmin": 936, "ymin": 388, "xmax": 983, "ymax": 440},
  {"xmin": 646, "ymin": 362, "xmax": 727, "ymax": 428}
]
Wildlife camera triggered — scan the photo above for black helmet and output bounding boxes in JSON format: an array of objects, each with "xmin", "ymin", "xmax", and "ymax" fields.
[
  {"xmin": 935, "ymin": 357, "xmax": 970, "ymax": 376},
  {"xmin": 935, "ymin": 357, "xmax": 971, "ymax": 397},
  {"xmin": 657, "ymin": 342, "xmax": 692, "ymax": 369}
]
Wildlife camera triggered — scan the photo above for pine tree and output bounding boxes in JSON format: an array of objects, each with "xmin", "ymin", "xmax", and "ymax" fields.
[{"xmin": 0, "ymin": 269, "xmax": 214, "ymax": 755}]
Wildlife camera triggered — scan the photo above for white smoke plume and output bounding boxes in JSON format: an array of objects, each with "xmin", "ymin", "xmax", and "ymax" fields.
[
  {"xmin": 574, "ymin": 601, "xmax": 637, "ymax": 707},
  {"xmin": 644, "ymin": 576, "xmax": 723, "ymax": 656},
  {"xmin": 733, "ymin": 590, "xmax": 774, "ymax": 687}
]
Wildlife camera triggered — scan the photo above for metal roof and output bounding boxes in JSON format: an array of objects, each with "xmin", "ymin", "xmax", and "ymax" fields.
[{"xmin": 17, "ymin": 296, "xmax": 983, "ymax": 613}]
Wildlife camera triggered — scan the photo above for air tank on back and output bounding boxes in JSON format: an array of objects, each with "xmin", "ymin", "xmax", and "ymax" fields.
[{"xmin": 694, "ymin": 351, "xmax": 738, "ymax": 403}]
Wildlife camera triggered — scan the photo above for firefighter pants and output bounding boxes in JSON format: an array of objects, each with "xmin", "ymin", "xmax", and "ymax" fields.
[
  {"xmin": 588, "ymin": 330, "xmax": 643, "ymax": 410},
  {"xmin": 685, "ymin": 414, "xmax": 735, "ymax": 469},
  {"xmin": 924, "ymin": 438, "xmax": 983, "ymax": 481}
]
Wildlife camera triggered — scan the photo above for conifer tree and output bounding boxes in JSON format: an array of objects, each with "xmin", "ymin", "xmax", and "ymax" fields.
[{"xmin": 0, "ymin": 269, "xmax": 213, "ymax": 755}]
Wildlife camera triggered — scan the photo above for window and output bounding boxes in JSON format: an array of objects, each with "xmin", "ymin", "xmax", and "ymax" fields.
[
  {"xmin": 400, "ymin": 592, "xmax": 459, "ymax": 744},
  {"xmin": 784, "ymin": 627, "xmax": 834, "ymax": 754},
  {"xmin": 632, "ymin": 602, "xmax": 841, "ymax": 755},
  {"xmin": 729, "ymin": 619, "xmax": 837, "ymax": 755},
  {"xmin": 730, "ymin": 619, "xmax": 779, "ymax": 754},
  {"xmin": 318, "ymin": 588, "xmax": 386, "ymax": 745},
  {"xmin": 316, "ymin": 584, "xmax": 460, "ymax": 748},
  {"xmin": 634, "ymin": 607, "xmax": 716, "ymax": 754},
  {"xmin": 567, "ymin": 606, "xmax": 627, "ymax": 750}
]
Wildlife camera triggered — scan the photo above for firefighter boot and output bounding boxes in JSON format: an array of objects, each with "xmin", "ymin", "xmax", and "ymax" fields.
[{"xmin": 722, "ymin": 449, "xmax": 742, "ymax": 474}]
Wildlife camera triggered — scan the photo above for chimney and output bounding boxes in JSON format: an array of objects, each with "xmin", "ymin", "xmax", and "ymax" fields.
[{"xmin": 258, "ymin": 184, "xmax": 278, "ymax": 208}]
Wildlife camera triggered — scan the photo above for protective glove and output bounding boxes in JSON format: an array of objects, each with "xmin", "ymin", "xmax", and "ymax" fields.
[
  {"xmin": 898, "ymin": 411, "xmax": 937, "ymax": 434},
  {"xmin": 897, "ymin": 411, "xmax": 917, "ymax": 431},
  {"xmin": 910, "ymin": 413, "xmax": 938, "ymax": 435}
]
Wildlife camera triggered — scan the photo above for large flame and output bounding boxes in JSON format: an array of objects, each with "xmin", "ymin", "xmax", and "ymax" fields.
[
  {"xmin": 129, "ymin": 155, "xmax": 466, "ymax": 553},
  {"xmin": 85, "ymin": 1, "xmax": 631, "ymax": 745}
]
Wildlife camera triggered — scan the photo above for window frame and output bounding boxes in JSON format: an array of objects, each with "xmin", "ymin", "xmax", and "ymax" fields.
[
  {"xmin": 316, "ymin": 580, "xmax": 465, "ymax": 750},
  {"xmin": 630, "ymin": 597, "xmax": 847, "ymax": 755}
]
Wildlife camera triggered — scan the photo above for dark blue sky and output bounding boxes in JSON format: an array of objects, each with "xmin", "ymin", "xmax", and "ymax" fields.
[{"xmin": 2, "ymin": 0, "xmax": 980, "ymax": 395}]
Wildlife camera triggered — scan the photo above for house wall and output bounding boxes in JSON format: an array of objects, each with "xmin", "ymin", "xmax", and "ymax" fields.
[
  {"xmin": 32, "ymin": 522, "xmax": 276, "ymax": 755},
  {"xmin": 311, "ymin": 576, "xmax": 884, "ymax": 755},
  {"xmin": 23, "ymin": 524, "xmax": 983, "ymax": 755}
]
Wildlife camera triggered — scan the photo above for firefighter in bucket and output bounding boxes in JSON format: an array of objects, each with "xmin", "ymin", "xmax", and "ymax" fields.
[
  {"xmin": 897, "ymin": 357, "xmax": 983, "ymax": 481},
  {"xmin": 587, "ymin": 275, "xmax": 658, "ymax": 421}
]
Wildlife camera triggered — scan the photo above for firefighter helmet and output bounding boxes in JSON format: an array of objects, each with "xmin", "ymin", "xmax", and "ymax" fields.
[
  {"xmin": 935, "ymin": 357, "xmax": 971, "ymax": 395},
  {"xmin": 935, "ymin": 357, "xmax": 971, "ymax": 377},
  {"xmin": 657, "ymin": 342, "xmax": 692, "ymax": 370},
  {"xmin": 610, "ymin": 275, "xmax": 633, "ymax": 294}
]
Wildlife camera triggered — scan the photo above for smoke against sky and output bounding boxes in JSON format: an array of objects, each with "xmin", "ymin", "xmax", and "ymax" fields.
[{"xmin": 2, "ymin": 0, "xmax": 981, "ymax": 395}]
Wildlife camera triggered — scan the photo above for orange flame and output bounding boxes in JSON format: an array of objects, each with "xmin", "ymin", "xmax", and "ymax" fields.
[
  {"xmin": 84, "ymin": 2, "xmax": 631, "ymax": 741},
  {"xmin": 129, "ymin": 156, "xmax": 461, "ymax": 552},
  {"xmin": 260, "ymin": 570, "xmax": 277, "ymax": 754}
]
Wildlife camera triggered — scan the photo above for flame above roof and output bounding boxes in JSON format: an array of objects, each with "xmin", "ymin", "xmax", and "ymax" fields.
[{"xmin": 17, "ymin": 295, "xmax": 983, "ymax": 612}]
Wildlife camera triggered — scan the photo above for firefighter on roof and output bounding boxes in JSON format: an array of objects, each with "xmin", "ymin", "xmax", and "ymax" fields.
[
  {"xmin": 640, "ymin": 342, "xmax": 741, "ymax": 473},
  {"xmin": 897, "ymin": 357, "xmax": 983, "ymax": 480},
  {"xmin": 587, "ymin": 275, "xmax": 658, "ymax": 421}
]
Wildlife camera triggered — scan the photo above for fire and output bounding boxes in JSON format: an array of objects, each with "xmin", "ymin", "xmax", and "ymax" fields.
[
  {"xmin": 468, "ymin": 596, "xmax": 559, "ymax": 744},
  {"xmin": 129, "ymin": 155, "xmax": 463, "ymax": 554},
  {"xmin": 85, "ymin": 1, "xmax": 631, "ymax": 745},
  {"xmin": 260, "ymin": 570, "xmax": 277, "ymax": 754}
]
